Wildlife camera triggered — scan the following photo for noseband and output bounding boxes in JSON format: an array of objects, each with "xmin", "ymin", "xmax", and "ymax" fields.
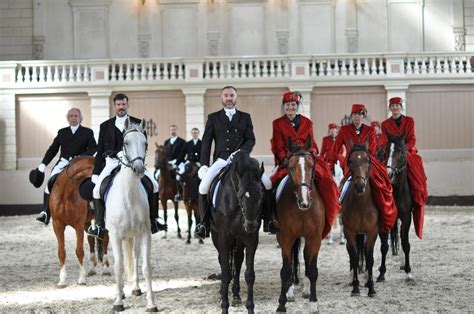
[{"xmin": 286, "ymin": 152, "xmax": 315, "ymax": 191}]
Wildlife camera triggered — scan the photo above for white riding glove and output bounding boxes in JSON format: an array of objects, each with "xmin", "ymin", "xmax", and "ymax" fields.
[
  {"xmin": 228, "ymin": 149, "xmax": 241, "ymax": 163},
  {"xmin": 91, "ymin": 174, "xmax": 99, "ymax": 184},
  {"xmin": 38, "ymin": 163, "xmax": 46, "ymax": 173},
  {"xmin": 198, "ymin": 165, "xmax": 208, "ymax": 180}
]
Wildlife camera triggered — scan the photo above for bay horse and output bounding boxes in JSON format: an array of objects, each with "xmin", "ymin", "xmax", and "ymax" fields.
[
  {"xmin": 49, "ymin": 155, "xmax": 110, "ymax": 288},
  {"xmin": 178, "ymin": 161, "xmax": 203, "ymax": 244},
  {"xmin": 341, "ymin": 142, "xmax": 379, "ymax": 297},
  {"xmin": 106, "ymin": 118, "xmax": 157, "ymax": 312},
  {"xmin": 378, "ymin": 132, "xmax": 415, "ymax": 282},
  {"xmin": 154, "ymin": 144, "xmax": 181, "ymax": 239},
  {"xmin": 210, "ymin": 151, "xmax": 265, "ymax": 313},
  {"xmin": 276, "ymin": 136, "xmax": 325, "ymax": 313}
]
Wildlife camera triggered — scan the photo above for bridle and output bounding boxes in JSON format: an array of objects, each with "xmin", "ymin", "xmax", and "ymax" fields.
[
  {"xmin": 121, "ymin": 128, "xmax": 147, "ymax": 169},
  {"xmin": 286, "ymin": 151, "xmax": 316, "ymax": 193},
  {"xmin": 349, "ymin": 149, "xmax": 371, "ymax": 185},
  {"xmin": 386, "ymin": 142, "xmax": 407, "ymax": 176}
]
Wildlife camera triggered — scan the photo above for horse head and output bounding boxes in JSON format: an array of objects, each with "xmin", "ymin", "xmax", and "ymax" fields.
[
  {"xmin": 285, "ymin": 135, "xmax": 315, "ymax": 210},
  {"xmin": 154, "ymin": 144, "xmax": 170, "ymax": 170},
  {"xmin": 123, "ymin": 118, "xmax": 147, "ymax": 178},
  {"xmin": 348, "ymin": 140, "xmax": 371, "ymax": 195},
  {"xmin": 231, "ymin": 152, "xmax": 265, "ymax": 233},
  {"xmin": 385, "ymin": 132, "xmax": 407, "ymax": 182}
]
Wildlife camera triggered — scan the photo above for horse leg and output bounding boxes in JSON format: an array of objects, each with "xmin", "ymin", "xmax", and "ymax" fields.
[
  {"xmin": 131, "ymin": 238, "xmax": 142, "ymax": 296},
  {"xmin": 377, "ymin": 232, "xmax": 389, "ymax": 282},
  {"xmin": 110, "ymin": 234, "xmax": 125, "ymax": 311},
  {"xmin": 244, "ymin": 241, "xmax": 257, "ymax": 314},
  {"xmin": 400, "ymin": 216, "xmax": 413, "ymax": 281},
  {"xmin": 74, "ymin": 226, "xmax": 86, "ymax": 285},
  {"xmin": 186, "ymin": 207, "xmax": 192, "ymax": 244},
  {"xmin": 101, "ymin": 232, "xmax": 111, "ymax": 276},
  {"xmin": 365, "ymin": 232, "xmax": 377, "ymax": 297},
  {"xmin": 288, "ymin": 238, "xmax": 301, "ymax": 301},
  {"xmin": 161, "ymin": 200, "xmax": 168, "ymax": 239},
  {"xmin": 390, "ymin": 220, "xmax": 399, "ymax": 256},
  {"xmin": 218, "ymin": 241, "xmax": 232, "ymax": 313},
  {"xmin": 87, "ymin": 235, "xmax": 97, "ymax": 276},
  {"xmin": 345, "ymin": 233, "xmax": 360, "ymax": 296},
  {"xmin": 141, "ymin": 232, "xmax": 158, "ymax": 312},
  {"xmin": 232, "ymin": 243, "xmax": 244, "ymax": 306},
  {"xmin": 174, "ymin": 201, "xmax": 181, "ymax": 238},
  {"xmin": 304, "ymin": 238, "xmax": 321, "ymax": 313},
  {"xmin": 53, "ymin": 221, "xmax": 67, "ymax": 288},
  {"xmin": 277, "ymin": 237, "xmax": 294, "ymax": 312}
]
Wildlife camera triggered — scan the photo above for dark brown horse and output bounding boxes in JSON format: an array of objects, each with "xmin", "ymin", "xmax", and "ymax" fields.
[
  {"xmin": 341, "ymin": 142, "xmax": 379, "ymax": 297},
  {"xmin": 178, "ymin": 161, "xmax": 203, "ymax": 244},
  {"xmin": 276, "ymin": 136, "xmax": 325, "ymax": 313},
  {"xmin": 155, "ymin": 144, "xmax": 181, "ymax": 239},
  {"xmin": 378, "ymin": 132, "xmax": 415, "ymax": 282},
  {"xmin": 49, "ymin": 155, "xmax": 110, "ymax": 288}
]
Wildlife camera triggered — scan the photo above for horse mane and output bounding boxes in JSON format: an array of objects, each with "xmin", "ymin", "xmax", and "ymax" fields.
[{"xmin": 232, "ymin": 151, "xmax": 260, "ymax": 177}]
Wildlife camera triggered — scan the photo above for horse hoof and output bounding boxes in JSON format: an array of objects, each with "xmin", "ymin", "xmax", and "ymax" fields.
[
  {"xmin": 231, "ymin": 297, "xmax": 242, "ymax": 306},
  {"xmin": 199, "ymin": 239, "xmax": 204, "ymax": 244},
  {"xmin": 146, "ymin": 306, "xmax": 158, "ymax": 312},
  {"xmin": 177, "ymin": 233, "xmax": 182, "ymax": 239},
  {"xmin": 87, "ymin": 270, "xmax": 96, "ymax": 277},
  {"xmin": 77, "ymin": 281, "xmax": 86, "ymax": 286},
  {"xmin": 287, "ymin": 296, "xmax": 295, "ymax": 302},
  {"xmin": 276, "ymin": 305, "xmax": 286, "ymax": 313},
  {"xmin": 131, "ymin": 289, "xmax": 142, "ymax": 296},
  {"xmin": 186, "ymin": 239, "xmax": 190, "ymax": 244},
  {"xmin": 302, "ymin": 292, "xmax": 310, "ymax": 299},
  {"xmin": 368, "ymin": 291, "xmax": 376, "ymax": 298},
  {"xmin": 56, "ymin": 284, "xmax": 67, "ymax": 289},
  {"xmin": 113, "ymin": 304, "xmax": 125, "ymax": 312},
  {"xmin": 351, "ymin": 291, "xmax": 360, "ymax": 297},
  {"xmin": 376, "ymin": 276, "xmax": 385, "ymax": 282},
  {"xmin": 102, "ymin": 271, "xmax": 111, "ymax": 276},
  {"xmin": 162, "ymin": 234, "xmax": 167, "ymax": 239}
]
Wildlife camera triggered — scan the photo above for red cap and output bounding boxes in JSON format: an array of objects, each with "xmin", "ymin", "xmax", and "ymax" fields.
[
  {"xmin": 328, "ymin": 123, "xmax": 338, "ymax": 130},
  {"xmin": 282, "ymin": 91, "xmax": 302, "ymax": 104},
  {"xmin": 351, "ymin": 104, "xmax": 367, "ymax": 115},
  {"xmin": 371, "ymin": 121, "xmax": 380, "ymax": 128},
  {"xmin": 389, "ymin": 97, "xmax": 403, "ymax": 106}
]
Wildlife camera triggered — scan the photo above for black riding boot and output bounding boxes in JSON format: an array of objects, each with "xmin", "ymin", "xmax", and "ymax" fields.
[
  {"xmin": 150, "ymin": 192, "xmax": 167, "ymax": 233},
  {"xmin": 194, "ymin": 193, "xmax": 210, "ymax": 239},
  {"xmin": 36, "ymin": 192, "xmax": 51, "ymax": 225},
  {"xmin": 87, "ymin": 199, "xmax": 106, "ymax": 239},
  {"xmin": 263, "ymin": 189, "xmax": 279, "ymax": 234}
]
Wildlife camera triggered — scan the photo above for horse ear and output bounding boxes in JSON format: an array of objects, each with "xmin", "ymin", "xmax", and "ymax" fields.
[
  {"xmin": 258, "ymin": 162, "xmax": 264, "ymax": 178},
  {"xmin": 124, "ymin": 117, "xmax": 130, "ymax": 129},
  {"xmin": 155, "ymin": 142, "xmax": 159, "ymax": 148},
  {"xmin": 139, "ymin": 119, "xmax": 146, "ymax": 132},
  {"xmin": 305, "ymin": 135, "xmax": 312, "ymax": 151}
]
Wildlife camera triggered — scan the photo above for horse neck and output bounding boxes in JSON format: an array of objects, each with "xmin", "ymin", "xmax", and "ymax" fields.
[{"xmin": 116, "ymin": 166, "xmax": 142, "ymax": 197}]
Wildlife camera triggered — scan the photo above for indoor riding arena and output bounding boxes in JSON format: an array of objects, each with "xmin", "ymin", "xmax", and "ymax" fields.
[{"xmin": 0, "ymin": 0, "xmax": 473, "ymax": 312}]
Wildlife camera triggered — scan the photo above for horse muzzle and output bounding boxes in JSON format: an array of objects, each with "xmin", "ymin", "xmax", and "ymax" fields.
[
  {"xmin": 131, "ymin": 161, "xmax": 145, "ymax": 178},
  {"xmin": 243, "ymin": 218, "xmax": 260, "ymax": 233}
]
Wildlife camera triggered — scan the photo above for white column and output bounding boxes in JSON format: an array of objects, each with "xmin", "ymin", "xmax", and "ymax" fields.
[
  {"xmin": 384, "ymin": 84, "xmax": 409, "ymax": 117},
  {"xmin": 182, "ymin": 88, "xmax": 206, "ymax": 141},
  {"xmin": 88, "ymin": 90, "xmax": 112, "ymax": 141},
  {"xmin": 0, "ymin": 91, "xmax": 17, "ymax": 170},
  {"xmin": 288, "ymin": 85, "xmax": 313, "ymax": 118}
]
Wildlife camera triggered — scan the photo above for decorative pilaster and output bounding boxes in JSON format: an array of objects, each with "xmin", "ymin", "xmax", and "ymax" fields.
[
  {"xmin": 345, "ymin": 28, "xmax": 358, "ymax": 53},
  {"xmin": 453, "ymin": 27, "xmax": 465, "ymax": 51},
  {"xmin": 345, "ymin": 0, "xmax": 358, "ymax": 53},
  {"xmin": 88, "ymin": 90, "xmax": 112, "ymax": 140},
  {"xmin": 276, "ymin": 29, "xmax": 289, "ymax": 55},
  {"xmin": 452, "ymin": 0, "xmax": 465, "ymax": 51},
  {"xmin": 33, "ymin": 36, "xmax": 45, "ymax": 60},
  {"xmin": 0, "ymin": 92, "xmax": 17, "ymax": 170},
  {"xmin": 138, "ymin": 34, "xmax": 151, "ymax": 58},
  {"xmin": 207, "ymin": 31, "xmax": 220, "ymax": 56},
  {"xmin": 182, "ymin": 88, "xmax": 206, "ymax": 140}
]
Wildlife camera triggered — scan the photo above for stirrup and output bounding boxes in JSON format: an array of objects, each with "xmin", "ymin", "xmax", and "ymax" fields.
[
  {"xmin": 194, "ymin": 224, "xmax": 207, "ymax": 239},
  {"xmin": 87, "ymin": 225, "xmax": 106, "ymax": 240},
  {"xmin": 36, "ymin": 211, "xmax": 50, "ymax": 226}
]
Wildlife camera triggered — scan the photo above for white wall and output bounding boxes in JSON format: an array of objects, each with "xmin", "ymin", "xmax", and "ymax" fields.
[{"xmin": 0, "ymin": 0, "xmax": 33, "ymax": 61}]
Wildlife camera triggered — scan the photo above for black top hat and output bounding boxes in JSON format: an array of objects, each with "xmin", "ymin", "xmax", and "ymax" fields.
[
  {"xmin": 79, "ymin": 177, "xmax": 95, "ymax": 201},
  {"xmin": 29, "ymin": 169, "xmax": 45, "ymax": 188}
]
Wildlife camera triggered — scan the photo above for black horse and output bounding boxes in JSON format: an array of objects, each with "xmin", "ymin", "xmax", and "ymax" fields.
[
  {"xmin": 378, "ymin": 132, "xmax": 415, "ymax": 282},
  {"xmin": 210, "ymin": 151, "xmax": 265, "ymax": 314}
]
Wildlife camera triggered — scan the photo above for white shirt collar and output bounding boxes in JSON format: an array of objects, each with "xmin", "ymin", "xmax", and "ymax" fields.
[
  {"xmin": 170, "ymin": 136, "xmax": 178, "ymax": 145},
  {"xmin": 224, "ymin": 108, "xmax": 236, "ymax": 116},
  {"xmin": 115, "ymin": 115, "xmax": 128, "ymax": 131},
  {"xmin": 193, "ymin": 138, "xmax": 198, "ymax": 145},
  {"xmin": 70, "ymin": 125, "xmax": 79, "ymax": 134}
]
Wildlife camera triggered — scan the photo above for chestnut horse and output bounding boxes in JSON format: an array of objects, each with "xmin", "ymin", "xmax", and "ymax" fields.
[
  {"xmin": 154, "ymin": 144, "xmax": 181, "ymax": 239},
  {"xmin": 378, "ymin": 132, "xmax": 415, "ymax": 282},
  {"xmin": 49, "ymin": 155, "xmax": 109, "ymax": 288},
  {"xmin": 276, "ymin": 137, "xmax": 325, "ymax": 313},
  {"xmin": 178, "ymin": 161, "xmax": 203, "ymax": 244},
  {"xmin": 341, "ymin": 143, "xmax": 379, "ymax": 297}
]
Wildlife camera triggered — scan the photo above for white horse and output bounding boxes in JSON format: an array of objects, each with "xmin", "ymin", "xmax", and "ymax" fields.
[{"xmin": 106, "ymin": 118, "xmax": 158, "ymax": 312}]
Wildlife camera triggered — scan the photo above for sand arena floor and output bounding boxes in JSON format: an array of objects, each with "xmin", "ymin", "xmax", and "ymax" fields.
[{"xmin": 0, "ymin": 206, "xmax": 472, "ymax": 313}]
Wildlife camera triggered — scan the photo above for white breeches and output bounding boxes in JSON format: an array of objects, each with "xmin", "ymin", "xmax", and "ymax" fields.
[
  {"xmin": 93, "ymin": 153, "xmax": 158, "ymax": 199},
  {"xmin": 198, "ymin": 158, "xmax": 272, "ymax": 195},
  {"xmin": 44, "ymin": 158, "xmax": 69, "ymax": 194}
]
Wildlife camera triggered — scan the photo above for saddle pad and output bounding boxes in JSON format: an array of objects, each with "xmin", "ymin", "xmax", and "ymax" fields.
[
  {"xmin": 338, "ymin": 176, "xmax": 352, "ymax": 204},
  {"xmin": 275, "ymin": 175, "xmax": 289, "ymax": 204},
  {"xmin": 212, "ymin": 180, "xmax": 222, "ymax": 208}
]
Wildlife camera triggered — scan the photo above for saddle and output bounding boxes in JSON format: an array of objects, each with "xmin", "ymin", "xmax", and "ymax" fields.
[
  {"xmin": 208, "ymin": 163, "xmax": 232, "ymax": 209},
  {"xmin": 47, "ymin": 174, "xmax": 59, "ymax": 193},
  {"xmin": 99, "ymin": 166, "xmax": 154, "ymax": 203}
]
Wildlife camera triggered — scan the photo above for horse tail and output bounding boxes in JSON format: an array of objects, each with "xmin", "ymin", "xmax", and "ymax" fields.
[
  {"xmin": 292, "ymin": 238, "xmax": 301, "ymax": 285},
  {"xmin": 356, "ymin": 234, "xmax": 365, "ymax": 274},
  {"xmin": 124, "ymin": 238, "xmax": 134, "ymax": 282}
]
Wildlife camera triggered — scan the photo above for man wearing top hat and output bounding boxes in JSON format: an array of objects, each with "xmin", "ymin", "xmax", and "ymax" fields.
[{"xmin": 31, "ymin": 108, "xmax": 97, "ymax": 225}]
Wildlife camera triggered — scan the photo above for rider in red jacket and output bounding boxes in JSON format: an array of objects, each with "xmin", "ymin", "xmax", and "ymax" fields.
[
  {"xmin": 270, "ymin": 91, "xmax": 340, "ymax": 239},
  {"xmin": 381, "ymin": 97, "xmax": 428, "ymax": 239},
  {"xmin": 371, "ymin": 120, "xmax": 385, "ymax": 161},
  {"xmin": 330, "ymin": 104, "xmax": 397, "ymax": 233},
  {"xmin": 320, "ymin": 123, "xmax": 345, "ymax": 174}
]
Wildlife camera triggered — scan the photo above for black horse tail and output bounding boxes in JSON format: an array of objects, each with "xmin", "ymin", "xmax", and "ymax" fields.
[
  {"xmin": 356, "ymin": 234, "xmax": 365, "ymax": 274},
  {"xmin": 292, "ymin": 238, "xmax": 301, "ymax": 285}
]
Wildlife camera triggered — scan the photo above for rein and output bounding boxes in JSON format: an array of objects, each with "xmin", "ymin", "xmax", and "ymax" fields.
[{"xmin": 121, "ymin": 128, "xmax": 147, "ymax": 169}]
